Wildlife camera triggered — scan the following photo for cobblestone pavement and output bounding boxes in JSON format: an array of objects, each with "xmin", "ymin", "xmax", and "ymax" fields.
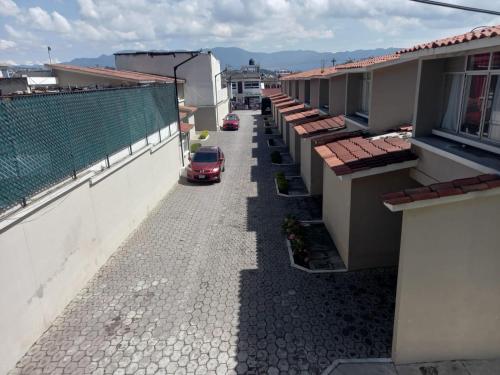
[{"xmin": 10, "ymin": 111, "xmax": 397, "ymax": 375}]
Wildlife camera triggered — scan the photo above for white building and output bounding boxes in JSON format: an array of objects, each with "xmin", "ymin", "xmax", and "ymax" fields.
[
  {"xmin": 227, "ymin": 59, "xmax": 264, "ymax": 109},
  {"xmin": 115, "ymin": 51, "xmax": 229, "ymax": 131}
]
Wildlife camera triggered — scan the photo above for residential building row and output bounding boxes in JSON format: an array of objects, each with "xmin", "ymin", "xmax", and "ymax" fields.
[{"xmin": 267, "ymin": 25, "xmax": 500, "ymax": 365}]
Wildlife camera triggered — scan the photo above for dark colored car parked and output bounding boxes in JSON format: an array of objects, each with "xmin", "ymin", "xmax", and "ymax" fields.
[{"xmin": 187, "ymin": 146, "xmax": 225, "ymax": 182}]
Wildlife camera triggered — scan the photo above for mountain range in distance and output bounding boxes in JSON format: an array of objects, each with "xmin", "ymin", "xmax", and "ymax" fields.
[{"xmin": 65, "ymin": 46, "xmax": 400, "ymax": 72}]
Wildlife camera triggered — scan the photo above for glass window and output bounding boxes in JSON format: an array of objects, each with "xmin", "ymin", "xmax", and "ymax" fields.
[
  {"xmin": 440, "ymin": 74, "xmax": 463, "ymax": 132},
  {"xmin": 491, "ymin": 52, "xmax": 500, "ymax": 70},
  {"xmin": 460, "ymin": 75, "xmax": 487, "ymax": 136},
  {"xmin": 483, "ymin": 74, "xmax": 500, "ymax": 142},
  {"xmin": 192, "ymin": 152, "xmax": 217, "ymax": 162},
  {"xmin": 467, "ymin": 53, "xmax": 490, "ymax": 71}
]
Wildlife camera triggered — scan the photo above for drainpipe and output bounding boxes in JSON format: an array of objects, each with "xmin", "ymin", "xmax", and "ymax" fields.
[
  {"xmin": 214, "ymin": 68, "xmax": 227, "ymax": 130},
  {"xmin": 174, "ymin": 51, "xmax": 200, "ymax": 166}
]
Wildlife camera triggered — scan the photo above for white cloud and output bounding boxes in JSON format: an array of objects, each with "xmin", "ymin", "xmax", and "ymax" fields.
[
  {"xmin": 78, "ymin": 0, "xmax": 99, "ymax": 18},
  {"xmin": 0, "ymin": 59, "xmax": 17, "ymax": 65},
  {"xmin": 25, "ymin": 7, "xmax": 72, "ymax": 33},
  {"xmin": 0, "ymin": 0, "xmax": 19, "ymax": 16},
  {"xmin": 0, "ymin": 39, "xmax": 16, "ymax": 50}
]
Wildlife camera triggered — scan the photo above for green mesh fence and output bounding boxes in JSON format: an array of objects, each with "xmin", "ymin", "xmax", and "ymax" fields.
[{"xmin": 0, "ymin": 85, "xmax": 177, "ymax": 212}]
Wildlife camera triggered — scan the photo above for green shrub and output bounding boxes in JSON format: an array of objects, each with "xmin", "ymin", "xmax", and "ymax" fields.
[
  {"xmin": 265, "ymin": 127, "xmax": 272, "ymax": 134},
  {"xmin": 199, "ymin": 130, "xmax": 209, "ymax": 140},
  {"xmin": 270, "ymin": 151, "xmax": 282, "ymax": 164},
  {"xmin": 268, "ymin": 138, "xmax": 275, "ymax": 146},
  {"xmin": 275, "ymin": 172, "xmax": 289, "ymax": 194},
  {"xmin": 190, "ymin": 143, "xmax": 201, "ymax": 153}
]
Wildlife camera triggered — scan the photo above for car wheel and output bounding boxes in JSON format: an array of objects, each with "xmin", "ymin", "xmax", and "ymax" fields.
[{"xmin": 216, "ymin": 175, "xmax": 221, "ymax": 183}]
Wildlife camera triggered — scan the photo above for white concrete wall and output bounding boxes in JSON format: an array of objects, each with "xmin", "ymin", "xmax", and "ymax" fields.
[
  {"xmin": 322, "ymin": 165, "xmax": 352, "ymax": 267},
  {"xmin": 393, "ymin": 193, "xmax": 500, "ymax": 364},
  {"xmin": 300, "ymin": 138, "xmax": 312, "ymax": 192},
  {"xmin": 115, "ymin": 53, "xmax": 219, "ymax": 107},
  {"xmin": 0, "ymin": 134, "xmax": 182, "ymax": 375}
]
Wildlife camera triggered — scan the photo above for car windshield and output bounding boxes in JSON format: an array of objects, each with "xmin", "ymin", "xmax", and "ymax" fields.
[
  {"xmin": 193, "ymin": 152, "xmax": 218, "ymax": 162},
  {"xmin": 226, "ymin": 115, "xmax": 238, "ymax": 121}
]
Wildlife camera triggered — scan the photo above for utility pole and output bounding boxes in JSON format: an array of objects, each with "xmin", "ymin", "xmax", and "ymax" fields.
[{"xmin": 47, "ymin": 46, "xmax": 52, "ymax": 64}]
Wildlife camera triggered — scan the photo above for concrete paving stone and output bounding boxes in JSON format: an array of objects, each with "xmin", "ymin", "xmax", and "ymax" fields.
[
  {"xmin": 334, "ymin": 363, "xmax": 397, "ymax": 375},
  {"xmin": 462, "ymin": 359, "xmax": 500, "ymax": 375},
  {"xmin": 9, "ymin": 111, "xmax": 397, "ymax": 375}
]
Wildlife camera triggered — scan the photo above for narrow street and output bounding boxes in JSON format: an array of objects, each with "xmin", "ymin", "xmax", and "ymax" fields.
[{"xmin": 10, "ymin": 111, "xmax": 397, "ymax": 375}]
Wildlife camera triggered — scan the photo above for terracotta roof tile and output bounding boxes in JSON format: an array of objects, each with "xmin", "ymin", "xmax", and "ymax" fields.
[
  {"xmin": 47, "ymin": 63, "xmax": 180, "ymax": 83},
  {"xmin": 280, "ymin": 66, "xmax": 337, "ymax": 80},
  {"xmin": 179, "ymin": 105, "xmax": 197, "ymax": 119},
  {"xmin": 398, "ymin": 25, "xmax": 500, "ymax": 54},
  {"xmin": 335, "ymin": 54, "xmax": 400, "ymax": 70},
  {"xmin": 180, "ymin": 123, "xmax": 193, "ymax": 133},
  {"xmin": 270, "ymin": 95, "xmax": 289, "ymax": 103},
  {"xmin": 279, "ymin": 104, "xmax": 306, "ymax": 115},
  {"xmin": 315, "ymin": 134, "xmax": 417, "ymax": 176},
  {"xmin": 262, "ymin": 88, "xmax": 283, "ymax": 97},
  {"xmin": 274, "ymin": 100, "xmax": 297, "ymax": 110},
  {"xmin": 294, "ymin": 115, "xmax": 346, "ymax": 137},
  {"xmin": 382, "ymin": 174, "xmax": 500, "ymax": 206},
  {"xmin": 284, "ymin": 109, "xmax": 320, "ymax": 123}
]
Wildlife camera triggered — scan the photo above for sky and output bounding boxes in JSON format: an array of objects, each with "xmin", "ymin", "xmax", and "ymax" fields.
[{"xmin": 1, "ymin": 0, "xmax": 500, "ymax": 66}]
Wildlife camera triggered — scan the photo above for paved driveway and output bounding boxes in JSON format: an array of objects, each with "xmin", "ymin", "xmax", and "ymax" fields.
[{"xmin": 10, "ymin": 111, "xmax": 397, "ymax": 375}]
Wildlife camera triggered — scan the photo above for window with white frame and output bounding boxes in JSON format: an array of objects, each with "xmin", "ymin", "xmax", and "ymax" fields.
[
  {"xmin": 440, "ymin": 51, "xmax": 500, "ymax": 144},
  {"xmin": 244, "ymin": 81, "xmax": 260, "ymax": 89}
]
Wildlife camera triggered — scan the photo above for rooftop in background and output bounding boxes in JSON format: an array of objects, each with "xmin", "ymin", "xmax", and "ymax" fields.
[
  {"xmin": 280, "ymin": 66, "xmax": 337, "ymax": 80},
  {"xmin": 261, "ymin": 88, "xmax": 282, "ymax": 97},
  {"xmin": 315, "ymin": 130, "xmax": 416, "ymax": 176},
  {"xmin": 334, "ymin": 54, "xmax": 400, "ymax": 70},
  {"xmin": 398, "ymin": 25, "xmax": 500, "ymax": 54},
  {"xmin": 47, "ymin": 64, "xmax": 183, "ymax": 84}
]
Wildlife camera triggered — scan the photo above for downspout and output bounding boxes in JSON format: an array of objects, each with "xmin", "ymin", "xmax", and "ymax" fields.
[
  {"xmin": 214, "ymin": 68, "xmax": 227, "ymax": 129},
  {"xmin": 174, "ymin": 51, "xmax": 200, "ymax": 166}
]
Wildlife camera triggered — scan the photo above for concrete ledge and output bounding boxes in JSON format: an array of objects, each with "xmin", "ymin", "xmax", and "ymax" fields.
[
  {"xmin": 322, "ymin": 358, "xmax": 393, "ymax": 375},
  {"xmin": 285, "ymin": 238, "xmax": 347, "ymax": 274}
]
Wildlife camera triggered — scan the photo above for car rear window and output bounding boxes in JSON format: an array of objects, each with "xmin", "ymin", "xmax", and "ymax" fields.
[{"xmin": 193, "ymin": 152, "xmax": 218, "ymax": 162}]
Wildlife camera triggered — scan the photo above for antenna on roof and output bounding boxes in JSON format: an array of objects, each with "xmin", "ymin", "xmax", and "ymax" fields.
[
  {"xmin": 331, "ymin": 58, "xmax": 336, "ymax": 67},
  {"xmin": 47, "ymin": 46, "xmax": 52, "ymax": 65},
  {"xmin": 409, "ymin": 0, "xmax": 500, "ymax": 16},
  {"xmin": 321, "ymin": 59, "xmax": 325, "ymax": 73}
]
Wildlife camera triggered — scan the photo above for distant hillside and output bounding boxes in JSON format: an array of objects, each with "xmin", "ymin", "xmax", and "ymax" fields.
[
  {"xmin": 66, "ymin": 54, "xmax": 116, "ymax": 68},
  {"xmin": 210, "ymin": 47, "xmax": 400, "ymax": 71},
  {"xmin": 63, "ymin": 47, "xmax": 400, "ymax": 71}
]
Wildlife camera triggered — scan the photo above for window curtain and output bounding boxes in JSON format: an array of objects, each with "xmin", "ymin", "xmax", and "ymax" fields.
[
  {"xmin": 489, "ymin": 77, "xmax": 500, "ymax": 141},
  {"xmin": 441, "ymin": 75, "xmax": 462, "ymax": 131}
]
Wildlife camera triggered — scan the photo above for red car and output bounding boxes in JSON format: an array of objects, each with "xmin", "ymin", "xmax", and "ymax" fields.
[
  {"xmin": 223, "ymin": 113, "xmax": 240, "ymax": 130},
  {"xmin": 187, "ymin": 146, "xmax": 225, "ymax": 182}
]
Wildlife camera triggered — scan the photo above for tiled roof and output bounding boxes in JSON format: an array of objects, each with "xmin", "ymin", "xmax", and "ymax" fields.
[
  {"xmin": 295, "ymin": 115, "xmax": 346, "ymax": 136},
  {"xmin": 268, "ymin": 93, "xmax": 285, "ymax": 100},
  {"xmin": 271, "ymin": 96, "xmax": 293, "ymax": 105},
  {"xmin": 180, "ymin": 123, "xmax": 193, "ymax": 133},
  {"xmin": 274, "ymin": 100, "xmax": 296, "ymax": 109},
  {"xmin": 262, "ymin": 88, "xmax": 283, "ymax": 97},
  {"xmin": 46, "ymin": 64, "xmax": 181, "ymax": 83},
  {"xmin": 315, "ymin": 134, "xmax": 417, "ymax": 176},
  {"xmin": 179, "ymin": 105, "xmax": 197, "ymax": 119},
  {"xmin": 278, "ymin": 104, "xmax": 306, "ymax": 115},
  {"xmin": 398, "ymin": 25, "xmax": 500, "ymax": 54},
  {"xmin": 382, "ymin": 174, "xmax": 500, "ymax": 206},
  {"xmin": 335, "ymin": 54, "xmax": 400, "ymax": 70},
  {"xmin": 284, "ymin": 109, "xmax": 320, "ymax": 123},
  {"xmin": 280, "ymin": 66, "xmax": 337, "ymax": 80}
]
